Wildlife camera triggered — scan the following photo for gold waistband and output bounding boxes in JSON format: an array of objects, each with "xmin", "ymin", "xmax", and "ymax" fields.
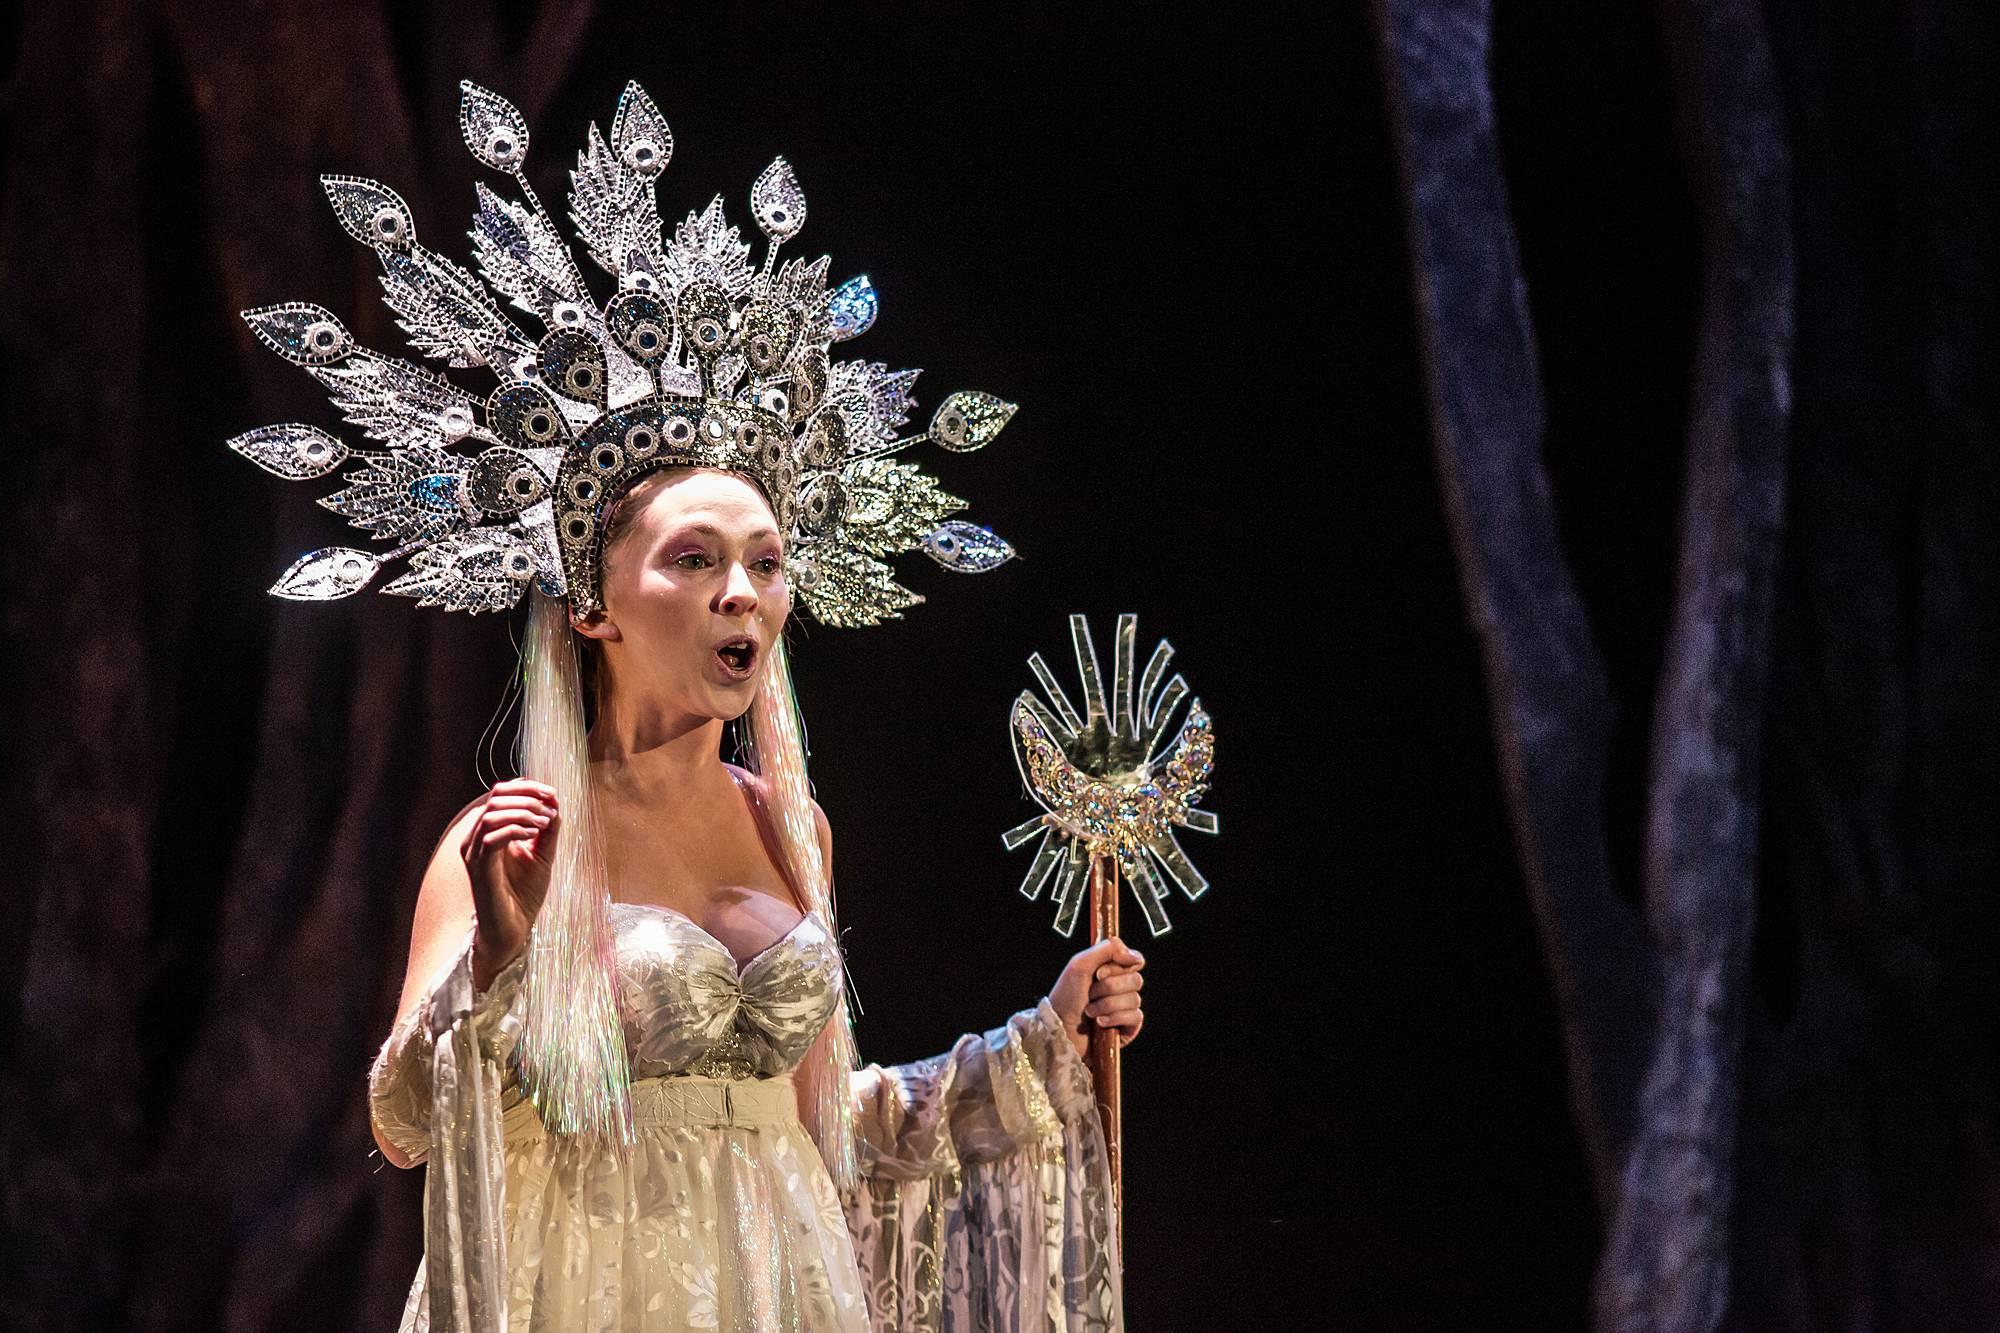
[{"xmin": 502, "ymin": 1073, "xmax": 799, "ymax": 1143}]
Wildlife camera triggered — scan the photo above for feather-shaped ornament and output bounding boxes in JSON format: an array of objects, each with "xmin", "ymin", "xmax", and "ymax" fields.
[
  {"xmin": 228, "ymin": 423, "xmax": 351, "ymax": 479},
  {"xmin": 242, "ymin": 302, "xmax": 353, "ymax": 365},
  {"xmin": 838, "ymin": 457, "xmax": 964, "ymax": 554},
  {"xmin": 751, "ymin": 156, "xmax": 807, "ymax": 247},
  {"xmin": 797, "ymin": 545, "xmax": 923, "ymax": 628},
  {"xmin": 378, "ymin": 248, "xmax": 536, "ymax": 369},
  {"xmin": 269, "ymin": 547, "xmax": 383, "ymax": 601},
  {"xmin": 665, "ymin": 195, "xmax": 755, "ymax": 297},
  {"xmin": 473, "ymin": 182, "xmax": 592, "ymax": 321},
  {"xmin": 827, "ymin": 275, "xmax": 878, "ymax": 342},
  {"xmin": 565, "ymin": 81, "xmax": 673, "ymax": 291},
  {"xmin": 922, "ymin": 521, "xmax": 1015, "ymax": 573},
  {"xmin": 929, "ymin": 390, "xmax": 1017, "ymax": 452},
  {"xmin": 321, "ymin": 174, "xmax": 417, "ymax": 251},
  {"xmin": 611, "ymin": 80, "xmax": 673, "ymax": 178},
  {"xmin": 570, "ymin": 122, "xmax": 647, "ymax": 281},
  {"xmin": 319, "ymin": 443, "xmax": 475, "ymax": 545},
  {"xmin": 459, "ymin": 80, "xmax": 531, "ymax": 173},
  {"xmin": 382, "ymin": 526, "xmax": 541, "ymax": 613},
  {"xmin": 309, "ymin": 352, "xmax": 481, "ymax": 451}
]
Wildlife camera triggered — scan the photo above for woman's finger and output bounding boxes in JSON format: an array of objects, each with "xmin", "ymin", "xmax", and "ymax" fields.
[
  {"xmin": 478, "ymin": 806, "xmax": 555, "ymax": 831},
  {"xmin": 480, "ymin": 804, "xmax": 551, "ymax": 824},
  {"xmin": 476, "ymin": 804, "xmax": 548, "ymax": 824},
  {"xmin": 481, "ymin": 793, "xmax": 557, "ymax": 815},
  {"xmin": 507, "ymin": 836, "xmax": 552, "ymax": 865},
  {"xmin": 1088, "ymin": 971, "xmax": 1143, "ymax": 998},
  {"xmin": 477, "ymin": 813, "xmax": 550, "ymax": 840},
  {"xmin": 1069, "ymin": 939, "xmax": 1120, "ymax": 975},
  {"xmin": 1102, "ymin": 936, "xmax": 1144, "ymax": 967},
  {"xmin": 1086, "ymin": 992, "xmax": 1142, "ymax": 1017},
  {"xmin": 478, "ymin": 823, "xmax": 545, "ymax": 853},
  {"xmin": 489, "ymin": 777, "xmax": 559, "ymax": 801},
  {"xmin": 1072, "ymin": 937, "xmax": 1144, "ymax": 974}
]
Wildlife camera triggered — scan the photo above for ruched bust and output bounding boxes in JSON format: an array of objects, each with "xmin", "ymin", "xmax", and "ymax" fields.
[{"xmin": 608, "ymin": 900, "xmax": 842, "ymax": 1081}]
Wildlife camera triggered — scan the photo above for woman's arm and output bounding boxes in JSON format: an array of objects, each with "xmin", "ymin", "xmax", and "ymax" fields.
[
  {"xmin": 370, "ymin": 780, "xmax": 560, "ymax": 1166},
  {"xmin": 800, "ymin": 795, "xmax": 1147, "ymax": 1149},
  {"xmin": 370, "ymin": 800, "xmax": 482, "ymax": 1167},
  {"xmin": 840, "ymin": 957, "xmax": 1127, "ymax": 1331},
  {"xmin": 801, "ymin": 802, "xmax": 1127, "ymax": 1325}
]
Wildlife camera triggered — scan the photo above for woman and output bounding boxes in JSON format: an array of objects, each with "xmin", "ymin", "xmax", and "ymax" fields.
[
  {"xmin": 367, "ymin": 467, "xmax": 1143, "ymax": 1330},
  {"xmin": 234, "ymin": 77, "xmax": 1145, "ymax": 1330}
]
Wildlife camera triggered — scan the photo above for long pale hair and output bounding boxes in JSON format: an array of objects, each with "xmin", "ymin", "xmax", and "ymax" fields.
[{"xmin": 510, "ymin": 476, "xmax": 859, "ymax": 1188}]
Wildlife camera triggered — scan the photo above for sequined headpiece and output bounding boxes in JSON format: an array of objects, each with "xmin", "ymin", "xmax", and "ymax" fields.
[{"xmin": 232, "ymin": 79, "xmax": 1016, "ymax": 626}]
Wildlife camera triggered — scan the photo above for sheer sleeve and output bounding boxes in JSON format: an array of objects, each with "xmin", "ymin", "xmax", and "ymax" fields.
[
  {"xmin": 840, "ymin": 998, "xmax": 1123, "ymax": 1333},
  {"xmin": 367, "ymin": 933, "xmax": 526, "ymax": 1333}
]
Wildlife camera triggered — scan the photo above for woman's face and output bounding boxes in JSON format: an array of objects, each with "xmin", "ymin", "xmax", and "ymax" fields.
[{"xmin": 581, "ymin": 469, "xmax": 790, "ymax": 724}]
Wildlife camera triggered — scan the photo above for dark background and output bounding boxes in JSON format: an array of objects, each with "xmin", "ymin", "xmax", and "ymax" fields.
[
  {"xmin": 22, "ymin": 0, "xmax": 1986, "ymax": 1330},
  {"xmin": 4, "ymin": 3, "xmax": 1404, "ymax": 1330}
]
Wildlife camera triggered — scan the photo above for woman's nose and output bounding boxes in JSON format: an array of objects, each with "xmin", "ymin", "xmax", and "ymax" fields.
[{"xmin": 716, "ymin": 562, "xmax": 759, "ymax": 616}]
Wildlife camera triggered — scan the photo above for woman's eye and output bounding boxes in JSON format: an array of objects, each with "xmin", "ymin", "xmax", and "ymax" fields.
[
  {"xmin": 674, "ymin": 552, "xmax": 710, "ymax": 569},
  {"xmin": 753, "ymin": 556, "xmax": 781, "ymax": 574}
]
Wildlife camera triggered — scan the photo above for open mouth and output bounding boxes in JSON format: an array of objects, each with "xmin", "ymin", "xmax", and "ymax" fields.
[{"xmin": 715, "ymin": 636, "xmax": 759, "ymax": 677}]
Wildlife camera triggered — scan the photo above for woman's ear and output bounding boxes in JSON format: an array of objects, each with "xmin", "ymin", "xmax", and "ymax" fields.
[{"xmin": 572, "ymin": 606, "xmax": 621, "ymax": 643}]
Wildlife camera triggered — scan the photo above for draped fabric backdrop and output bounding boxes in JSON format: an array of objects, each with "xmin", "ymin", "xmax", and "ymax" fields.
[{"xmin": 2, "ymin": 4, "xmax": 1336, "ymax": 1330}]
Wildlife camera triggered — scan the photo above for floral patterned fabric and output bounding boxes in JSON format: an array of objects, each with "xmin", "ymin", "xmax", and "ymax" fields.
[
  {"xmin": 844, "ymin": 1002, "xmax": 1123, "ymax": 1332},
  {"xmin": 368, "ymin": 903, "xmax": 1122, "ymax": 1332}
]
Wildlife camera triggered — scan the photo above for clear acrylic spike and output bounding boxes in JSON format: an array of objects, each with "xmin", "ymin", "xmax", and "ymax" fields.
[
  {"xmin": 1137, "ymin": 639, "xmax": 1174, "ymax": 731},
  {"xmin": 1121, "ymin": 849, "xmax": 1175, "ymax": 936},
  {"xmin": 1027, "ymin": 652, "xmax": 1085, "ymax": 735},
  {"xmin": 1070, "ymin": 613, "xmax": 1108, "ymax": 729},
  {"xmin": 1002, "ymin": 813, "xmax": 1049, "ymax": 852},
  {"xmin": 1144, "ymin": 674, "xmax": 1190, "ymax": 755},
  {"xmin": 1147, "ymin": 830, "xmax": 1210, "ymax": 901},
  {"xmin": 1112, "ymin": 613, "xmax": 1138, "ymax": 738},
  {"xmin": 1017, "ymin": 828, "xmax": 1065, "ymax": 902},
  {"xmin": 1051, "ymin": 839, "xmax": 1091, "ymax": 937}
]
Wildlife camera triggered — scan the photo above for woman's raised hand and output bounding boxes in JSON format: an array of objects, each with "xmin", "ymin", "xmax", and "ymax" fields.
[
  {"xmin": 462, "ymin": 777, "xmax": 560, "ymax": 989},
  {"xmin": 1048, "ymin": 936, "xmax": 1146, "ymax": 1060}
]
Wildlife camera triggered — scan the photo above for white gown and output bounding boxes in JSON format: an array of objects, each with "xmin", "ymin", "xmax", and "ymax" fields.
[{"xmin": 368, "ymin": 900, "xmax": 1122, "ymax": 1332}]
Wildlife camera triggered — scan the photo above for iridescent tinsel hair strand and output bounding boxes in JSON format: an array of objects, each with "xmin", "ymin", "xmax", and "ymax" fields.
[
  {"xmin": 517, "ymin": 589, "xmax": 634, "ymax": 1147},
  {"xmin": 744, "ymin": 639, "xmax": 860, "ymax": 1191}
]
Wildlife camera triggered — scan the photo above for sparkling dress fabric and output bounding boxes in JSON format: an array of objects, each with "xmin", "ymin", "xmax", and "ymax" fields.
[{"xmin": 369, "ymin": 901, "xmax": 1122, "ymax": 1332}]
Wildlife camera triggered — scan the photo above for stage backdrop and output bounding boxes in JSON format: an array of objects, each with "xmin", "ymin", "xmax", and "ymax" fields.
[
  {"xmin": 39, "ymin": 1, "xmax": 1984, "ymax": 1328},
  {"xmin": 3, "ymin": 4, "xmax": 1371, "ymax": 1331}
]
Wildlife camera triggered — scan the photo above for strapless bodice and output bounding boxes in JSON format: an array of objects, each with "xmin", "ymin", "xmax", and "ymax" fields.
[{"xmin": 608, "ymin": 901, "xmax": 842, "ymax": 1080}]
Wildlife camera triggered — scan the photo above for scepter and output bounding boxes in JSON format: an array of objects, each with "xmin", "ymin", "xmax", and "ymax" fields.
[{"xmin": 1002, "ymin": 613, "xmax": 1218, "ymax": 1220}]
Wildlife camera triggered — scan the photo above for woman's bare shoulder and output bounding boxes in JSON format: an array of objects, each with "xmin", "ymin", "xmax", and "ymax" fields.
[
  {"xmin": 428, "ymin": 792, "xmax": 490, "ymax": 863},
  {"xmin": 722, "ymin": 763, "xmax": 832, "ymax": 854},
  {"xmin": 391, "ymin": 793, "xmax": 489, "ymax": 1022}
]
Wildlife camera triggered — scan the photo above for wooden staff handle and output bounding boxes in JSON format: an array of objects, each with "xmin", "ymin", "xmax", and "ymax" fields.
[{"xmin": 1088, "ymin": 853, "xmax": 1123, "ymax": 1236}]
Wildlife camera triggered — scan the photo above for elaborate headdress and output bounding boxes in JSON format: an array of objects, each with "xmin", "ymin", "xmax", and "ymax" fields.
[
  {"xmin": 230, "ymin": 79, "xmax": 1019, "ymax": 1184},
  {"xmin": 235, "ymin": 79, "xmax": 1014, "ymax": 623}
]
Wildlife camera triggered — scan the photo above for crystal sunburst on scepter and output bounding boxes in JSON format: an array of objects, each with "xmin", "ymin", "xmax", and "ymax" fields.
[{"xmin": 1002, "ymin": 612, "xmax": 1218, "ymax": 1222}]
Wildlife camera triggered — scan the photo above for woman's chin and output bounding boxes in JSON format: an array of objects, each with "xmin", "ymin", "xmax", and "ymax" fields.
[{"xmin": 695, "ymin": 677, "xmax": 760, "ymax": 722}]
